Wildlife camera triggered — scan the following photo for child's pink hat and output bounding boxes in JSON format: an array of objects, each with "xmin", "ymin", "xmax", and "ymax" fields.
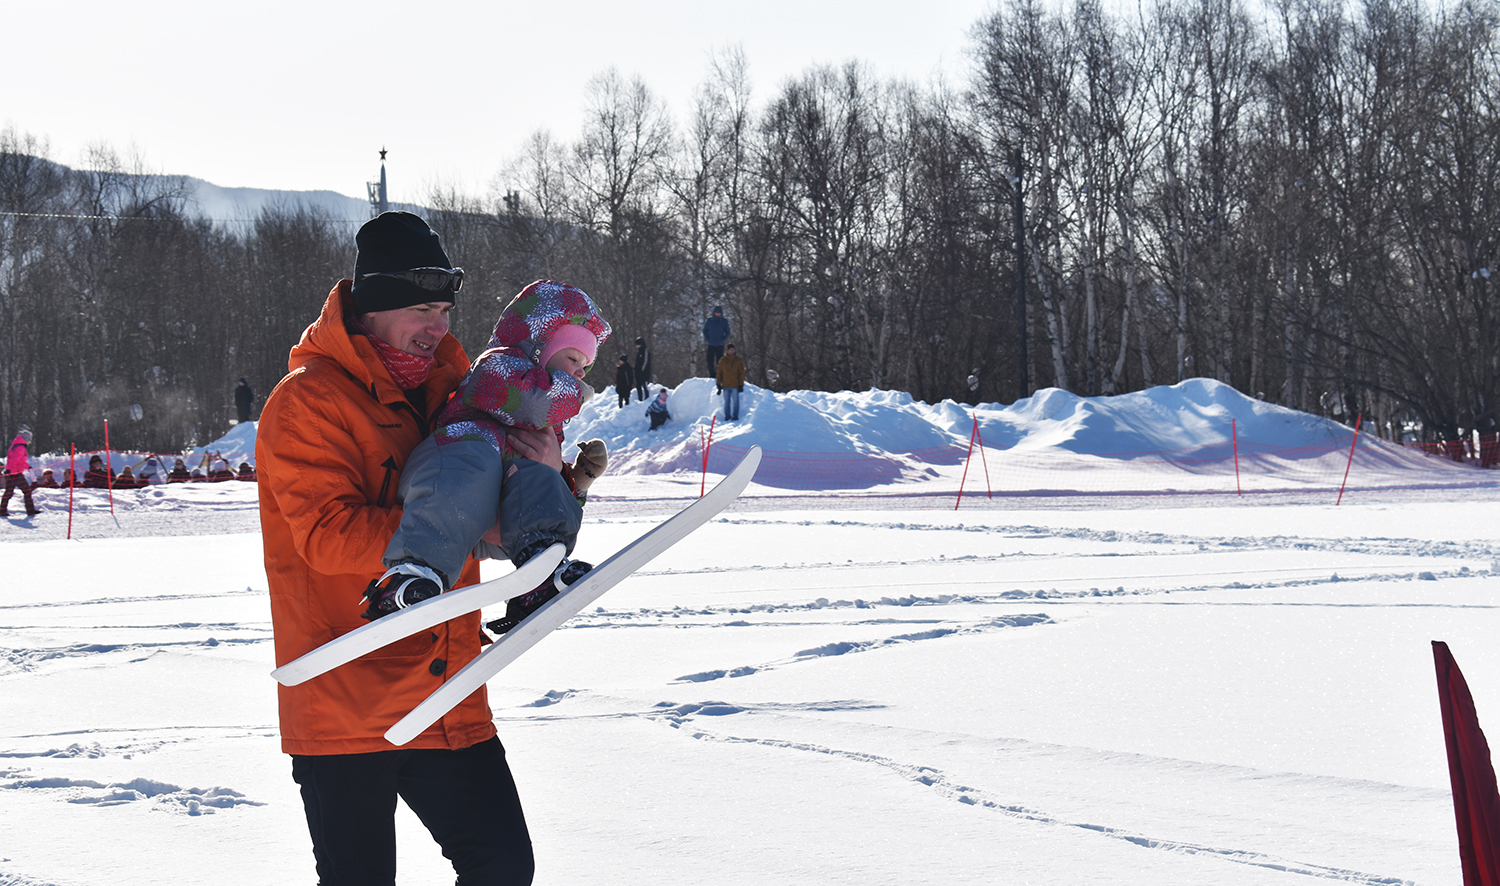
[{"xmin": 540, "ymin": 323, "xmax": 600, "ymax": 370}]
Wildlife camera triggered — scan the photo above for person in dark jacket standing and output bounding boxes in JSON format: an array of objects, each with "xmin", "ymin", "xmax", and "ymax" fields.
[
  {"xmin": 633, "ymin": 337, "xmax": 652, "ymax": 403},
  {"xmin": 235, "ymin": 378, "xmax": 254, "ymax": 423},
  {"xmin": 702, "ymin": 306, "xmax": 730, "ymax": 377},
  {"xmin": 615, "ymin": 355, "xmax": 634, "ymax": 407}
]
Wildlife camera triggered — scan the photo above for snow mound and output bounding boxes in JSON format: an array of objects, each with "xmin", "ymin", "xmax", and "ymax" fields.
[
  {"xmin": 564, "ymin": 377, "xmax": 1361, "ymax": 462},
  {"xmin": 992, "ymin": 379, "xmax": 1348, "ymax": 456}
]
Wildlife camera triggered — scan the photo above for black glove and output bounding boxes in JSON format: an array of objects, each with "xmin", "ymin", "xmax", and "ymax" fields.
[{"xmin": 362, "ymin": 564, "xmax": 443, "ymax": 620}]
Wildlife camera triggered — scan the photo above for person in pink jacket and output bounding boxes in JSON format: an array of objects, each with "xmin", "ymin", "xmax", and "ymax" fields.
[{"xmin": 1, "ymin": 427, "xmax": 39, "ymax": 517}]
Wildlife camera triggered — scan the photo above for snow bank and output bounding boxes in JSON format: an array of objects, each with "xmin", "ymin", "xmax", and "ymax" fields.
[{"xmin": 32, "ymin": 377, "xmax": 1484, "ymax": 493}]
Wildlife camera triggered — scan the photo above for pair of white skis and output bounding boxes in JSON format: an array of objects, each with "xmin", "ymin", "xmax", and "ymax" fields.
[{"xmin": 272, "ymin": 446, "xmax": 762, "ymax": 746}]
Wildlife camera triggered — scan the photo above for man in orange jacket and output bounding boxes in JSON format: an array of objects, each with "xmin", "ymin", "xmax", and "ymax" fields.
[{"xmin": 257, "ymin": 211, "xmax": 558, "ymax": 885}]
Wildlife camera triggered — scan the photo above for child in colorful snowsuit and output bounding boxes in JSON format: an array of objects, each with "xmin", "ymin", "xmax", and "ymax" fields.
[
  {"xmin": 1, "ymin": 428, "xmax": 38, "ymax": 516},
  {"xmin": 647, "ymin": 388, "xmax": 672, "ymax": 430},
  {"xmin": 365, "ymin": 280, "xmax": 612, "ymax": 633}
]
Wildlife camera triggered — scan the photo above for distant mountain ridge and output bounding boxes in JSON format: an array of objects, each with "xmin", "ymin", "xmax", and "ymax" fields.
[
  {"xmin": 184, "ymin": 178, "xmax": 373, "ymax": 226},
  {"xmin": 11, "ymin": 153, "xmax": 422, "ymax": 230}
]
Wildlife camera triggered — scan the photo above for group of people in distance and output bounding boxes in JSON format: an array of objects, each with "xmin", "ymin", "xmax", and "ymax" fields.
[
  {"xmin": 615, "ymin": 337, "xmax": 678, "ymax": 431},
  {"xmin": 2, "ymin": 441, "xmax": 256, "ymax": 507},
  {"xmin": 613, "ymin": 335, "xmax": 667, "ymax": 425},
  {"xmin": 86, "ymin": 453, "xmax": 255, "ymax": 486},
  {"xmin": 614, "ymin": 304, "xmax": 748, "ymax": 430}
]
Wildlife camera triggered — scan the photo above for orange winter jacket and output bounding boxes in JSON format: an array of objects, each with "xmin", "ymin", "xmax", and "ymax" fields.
[{"xmin": 258, "ymin": 280, "xmax": 493, "ymax": 755}]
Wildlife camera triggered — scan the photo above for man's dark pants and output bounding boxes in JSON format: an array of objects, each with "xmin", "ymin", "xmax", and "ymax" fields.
[{"xmin": 291, "ymin": 736, "xmax": 533, "ymax": 886}]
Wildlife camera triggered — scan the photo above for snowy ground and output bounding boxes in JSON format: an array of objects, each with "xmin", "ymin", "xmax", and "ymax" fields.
[{"xmin": 3, "ymin": 382, "xmax": 1498, "ymax": 885}]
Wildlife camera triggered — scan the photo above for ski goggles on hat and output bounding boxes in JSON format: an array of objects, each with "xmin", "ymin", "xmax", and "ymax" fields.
[{"xmin": 359, "ymin": 267, "xmax": 465, "ymax": 293}]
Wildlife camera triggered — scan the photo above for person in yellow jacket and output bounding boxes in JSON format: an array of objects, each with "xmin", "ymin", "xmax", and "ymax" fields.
[
  {"xmin": 257, "ymin": 211, "xmax": 557, "ymax": 885},
  {"xmin": 715, "ymin": 342, "xmax": 747, "ymax": 421}
]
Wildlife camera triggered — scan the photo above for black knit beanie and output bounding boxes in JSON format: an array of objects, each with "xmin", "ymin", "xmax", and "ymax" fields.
[{"xmin": 351, "ymin": 211, "xmax": 456, "ymax": 314}]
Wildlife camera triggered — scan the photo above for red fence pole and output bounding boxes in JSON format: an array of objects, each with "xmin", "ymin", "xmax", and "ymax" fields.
[
  {"xmin": 67, "ymin": 443, "xmax": 75, "ymax": 540},
  {"xmin": 1232, "ymin": 418, "xmax": 1242, "ymax": 496},
  {"xmin": 699, "ymin": 416, "xmax": 717, "ymax": 497},
  {"xmin": 1336, "ymin": 414, "xmax": 1363, "ymax": 506},
  {"xmin": 1432, "ymin": 640, "xmax": 1500, "ymax": 886},
  {"xmin": 103, "ymin": 419, "xmax": 115, "ymax": 514},
  {"xmin": 955, "ymin": 415, "xmax": 981, "ymax": 510},
  {"xmin": 974, "ymin": 414, "xmax": 992, "ymax": 499}
]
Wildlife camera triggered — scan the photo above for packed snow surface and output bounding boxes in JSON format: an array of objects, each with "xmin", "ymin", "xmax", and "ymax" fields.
[{"xmin": 3, "ymin": 379, "xmax": 1497, "ymax": 885}]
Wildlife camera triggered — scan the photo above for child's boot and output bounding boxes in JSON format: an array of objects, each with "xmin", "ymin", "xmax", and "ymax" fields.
[
  {"xmin": 362, "ymin": 562, "xmax": 445, "ymax": 620},
  {"xmin": 486, "ymin": 558, "xmax": 592, "ymax": 635}
]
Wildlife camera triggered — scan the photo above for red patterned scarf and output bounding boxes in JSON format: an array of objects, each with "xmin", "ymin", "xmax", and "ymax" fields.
[{"xmin": 354, "ymin": 320, "xmax": 434, "ymax": 390}]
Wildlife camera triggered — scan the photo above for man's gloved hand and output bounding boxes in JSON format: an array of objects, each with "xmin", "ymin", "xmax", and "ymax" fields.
[
  {"xmin": 362, "ymin": 562, "xmax": 444, "ymax": 620},
  {"xmin": 571, "ymin": 439, "xmax": 609, "ymax": 495}
]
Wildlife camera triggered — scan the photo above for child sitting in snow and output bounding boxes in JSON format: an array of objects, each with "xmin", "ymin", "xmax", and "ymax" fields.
[
  {"xmin": 364, "ymin": 279, "xmax": 612, "ymax": 634},
  {"xmin": 647, "ymin": 388, "xmax": 671, "ymax": 431}
]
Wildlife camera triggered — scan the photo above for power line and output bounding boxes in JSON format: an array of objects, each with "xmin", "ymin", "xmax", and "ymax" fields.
[{"xmin": 0, "ymin": 210, "xmax": 371, "ymax": 223}]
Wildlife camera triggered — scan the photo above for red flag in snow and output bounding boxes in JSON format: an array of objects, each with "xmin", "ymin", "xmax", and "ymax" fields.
[{"xmin": 1434, "ymin": 640, "xmax": 1500, "ymax": 886}]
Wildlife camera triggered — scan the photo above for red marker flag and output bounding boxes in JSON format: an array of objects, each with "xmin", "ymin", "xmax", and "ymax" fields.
[{"xmin": 1434, "ymin": 640, "xmax": 1500, "ymax": 885}]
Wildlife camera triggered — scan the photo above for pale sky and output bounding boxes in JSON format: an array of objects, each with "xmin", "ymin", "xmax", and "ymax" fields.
[{"xmin": 3, "ymin": 0, "xmax": 996, "ymax": 207}]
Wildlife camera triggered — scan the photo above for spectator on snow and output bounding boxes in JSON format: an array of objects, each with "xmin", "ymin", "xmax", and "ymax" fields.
[
  {"xmin": 83, "ymin": 455, "xmax": 114, "ymax": 489},
  {"xmin": 1, "ymin": 427, "xmax": 39, "ymax": 517},
  {"xmin": 237, "ymin": 461, "xmax": 256, "ymax": 481},
  {"xmin": 235, "ymin": 377, "xmax": 255, "ymax": 423},
  {"xmin": 636, "ymin": 335, "xmax": 654, "ymax": 401},
  {"xmin": 190, "ymin": 451, "xmax": 222, "ymax": 481},
  {"xmin": 137, "ymin": 457, "xmax": 162, "ymax": 485},
  {"xmin": 257, "ymin": 210, "xmax": 546, "ymax": 883},
  {"xmin": 615, "ymin": 354, "xmax": 634, "ymax": 407},
  {"xmin": 208, "ymin": 458, "xmax": 236, "ymax": 481},
  {"xmin": 647, "ymin": 387, "xmax": 672, "ymax": 431},
  {"xmin": 716, "ymin": 342, "xmax": 746, "ymax": 422},
  {"xmin": 115, "ymin": 466, "xmax": 142, "ymax": 489},
  {"xmin": 702, "ymin": 305, "xmax": 730, "ymax": 377},
  {"xmin": 167, "ymin": 458, "xmax": 192, "ymax": 483},
  {"xmin": 34, "ymin": 469, "xmax": 58, "ymax": 489}
]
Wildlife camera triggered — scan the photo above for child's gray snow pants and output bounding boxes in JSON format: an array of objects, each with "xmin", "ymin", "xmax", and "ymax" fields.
[{"xmin": 382, "ymin": 434, "xmax": 581, "ymax": 588}]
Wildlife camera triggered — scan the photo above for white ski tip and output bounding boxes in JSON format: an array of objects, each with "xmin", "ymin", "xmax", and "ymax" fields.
[{"xmin": 385, "ymin": 718, "xmax": 424, "ymax": 747}]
